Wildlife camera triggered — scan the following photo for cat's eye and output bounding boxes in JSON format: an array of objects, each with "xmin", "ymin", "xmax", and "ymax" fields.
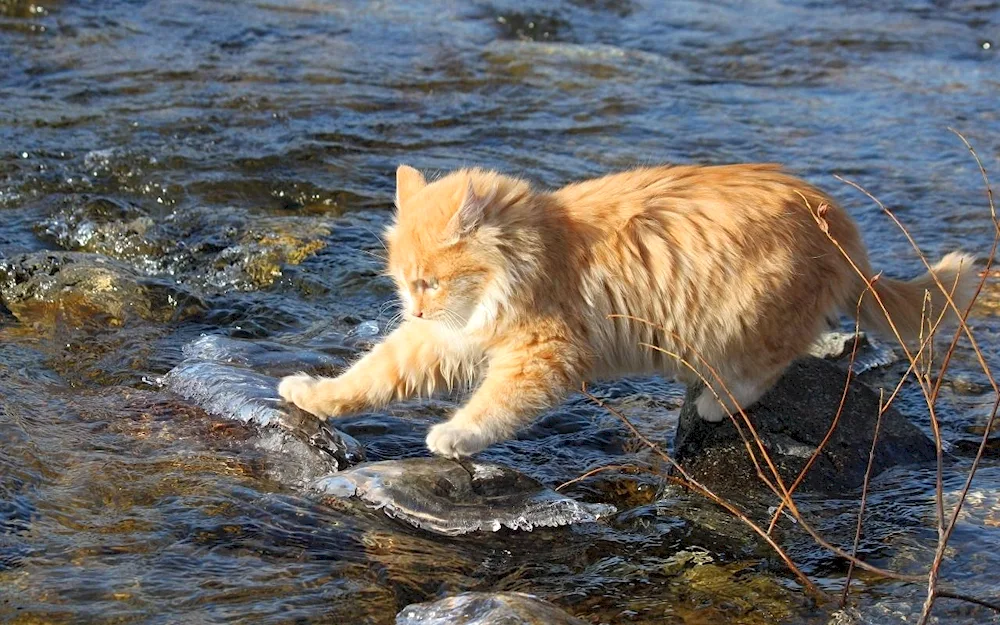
[{"xmin": 412, "ymin": 278, "xmax": 440, "ymax": 292}]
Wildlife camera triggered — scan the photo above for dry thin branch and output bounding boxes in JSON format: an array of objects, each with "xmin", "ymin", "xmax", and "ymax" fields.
[
  {"xmin": 610, "ymin": 314, "xmax": 800, "ymax": 513},
  {"xmin": 767, "ymin": 288, "xmax": 866, "ymax": 535},
  {"xmin": 554, "ymin": 464, "xmax": 654, "ymax": 491},
  {"xmin": 831, "ymin": 131, "xmax": 998, "ymax": 625},
  {"xmin": 578, "ymin": 384, "xmax": 826, "ymax": 599},
  {"xmin": 935, "ymin": 590, "xmax": 1000, "ymax": 613},
  {"xmin": 842, "ymin": 388, "xmax": 886, "ymax": 606},
  {"xmin": 612, "ymin": 316, "xmax": 930, "ymax": 585},
  {"xmin": 832, "ymin": 176, "xmax": 994, "ymax": 391},
  {"xmin": 912, "ymin": 130, "xmax": 1000, "ymax": 624},
  {"xmin": 586, "ymin": 330, "xmax": 929, "ymax": 583},
  {"xmin": 578, "ymin": 135, "xmax": 999, "ymax": 618}
]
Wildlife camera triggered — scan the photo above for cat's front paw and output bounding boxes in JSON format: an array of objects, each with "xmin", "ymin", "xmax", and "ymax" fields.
[
  {"xmin": 278, "ymin": 374, "xmax": 342, "ymax": 419},
  {"xmin": 426, "ymin": 418, "xmax": 496, "ymax": 459}
]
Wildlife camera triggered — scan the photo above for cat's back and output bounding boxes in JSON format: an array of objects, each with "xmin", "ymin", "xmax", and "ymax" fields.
[
  {"xmin": 544, "ymin": 163, "xmax": 862, "ymax": 374},
  {"xmin": 550, "ymin": 162, "xmax": 859, "ymax": 274},
  {"xmin": 552, "ymin": 163, "xmax": 829, "ymax": 227}
]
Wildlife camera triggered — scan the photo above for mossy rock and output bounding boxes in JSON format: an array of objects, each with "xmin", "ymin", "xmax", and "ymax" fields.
[{"xmin": 0, "ymin": 251, "xmax": 202, "ymax": 326}]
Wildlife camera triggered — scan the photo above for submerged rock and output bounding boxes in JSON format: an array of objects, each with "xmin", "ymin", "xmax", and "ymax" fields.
[
  {"xmin": 673, "ymin": 356, "xmax": 937, "ymax": 498},
  {"xmin": 396, "ymin": 592, "xmax": 587, "ymax": 625},
  {"xmin": 162, "ymin": 337, "xmax": 364, "ymax": 472},
  {"xmin": 313, "ymin": 457, "xmax": 616, "ymax": 536},
  {"xmin": 0, "ymin": 251, "xmax": 201, "ymax": 325}
]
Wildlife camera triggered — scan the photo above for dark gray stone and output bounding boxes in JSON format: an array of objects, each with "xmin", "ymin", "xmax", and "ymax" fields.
[
  {"xmin": 314, "ymin": 457, "xmax": 615, "ymax": 536},
  {"xmin": 396, "ymin": 592, "xmax": 588, "ymax": 625},
  {"xmin": 673, "ymin": 356, "xmax": 937, "ymax": 498}
]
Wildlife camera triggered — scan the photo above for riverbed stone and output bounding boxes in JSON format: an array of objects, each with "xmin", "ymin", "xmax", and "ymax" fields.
[
  {"xmin": 313, "ymin": 457, "xmax": 616, "ymax": 536},
  {"xmin": 0, "ymin": 251, "xmax": 201, "ymax": 325},
  {"xmin": 38, "ymin": 199, "xmax": 330, "ymax": 292},
  {"xmin": 673, "ymin": 356, "xmax": 937, "ymax": 498},
  {"xmin": 396, "ymin": 592, "xmax": 588, "ymax": 625}
]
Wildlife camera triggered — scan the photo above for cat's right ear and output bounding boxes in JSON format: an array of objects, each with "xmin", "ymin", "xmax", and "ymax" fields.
[
  {"xmin": 395, "ymin": 165, "xmax": 426, "ymax": 207},
  {"xmin": 447, "ymin": 179, "xmax": 494, "ymax": 241}
]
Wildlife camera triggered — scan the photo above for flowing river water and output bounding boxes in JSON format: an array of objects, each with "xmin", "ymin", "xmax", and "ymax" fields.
[{"xmin": 1, "ymin": 1, "xmax": 999, "ymax": 623}]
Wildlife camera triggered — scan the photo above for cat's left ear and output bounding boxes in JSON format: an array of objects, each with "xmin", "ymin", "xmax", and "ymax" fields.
[
  {"xmin": 395, "ymin": 164, "xmax": 426, "ymax": 207},
  {"xmin": 448, "ymin": 179, "xmax": 494, "ymax": 239}
]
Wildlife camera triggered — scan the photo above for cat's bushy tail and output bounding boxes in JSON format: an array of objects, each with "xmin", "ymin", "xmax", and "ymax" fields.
[{"xmin": 856, "ymin": 252, "xmax": 978, "ymax": 345}]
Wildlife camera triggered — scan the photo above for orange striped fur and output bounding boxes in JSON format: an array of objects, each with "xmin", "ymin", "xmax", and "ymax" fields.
[{"xmin": 279, "ymin": 164, "xmax": 977, "ymax": 458}]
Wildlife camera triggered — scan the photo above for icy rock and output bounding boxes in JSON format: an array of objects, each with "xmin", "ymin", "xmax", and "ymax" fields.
[
  {"xmin": 808, "ymin": 331, "xmax": 897, "ymax": 373},
  {"xmin": 351, "ymin": 320, "xmax": 380, "ymax": 338},
  {"xmin": 396, "ymin": 592, "xmax": 587, "ymax": 625},
  {"xmin": 180, "ymin": 334, "xmax": 344, "ymax": 377},
  {"xmin": 313, "ymin": 457, "xmax": 615, "ymax": 536},
  {"xmin": 162, "ymin": 337, "xmax": 364, "ymax": 471}
]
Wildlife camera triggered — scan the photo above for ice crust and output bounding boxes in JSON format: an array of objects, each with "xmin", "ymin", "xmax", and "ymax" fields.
[{"xmin": 312, "ymin": 457, "xmax": 615, "ymax": 536}]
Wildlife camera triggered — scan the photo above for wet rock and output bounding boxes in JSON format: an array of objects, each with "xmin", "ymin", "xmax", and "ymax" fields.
[
  {"xmin": 38, "ymin": 197, "xmax": 165, "ymax": 266},
  {"xmin": 162, "ymin": 336, "xmax": 364, "ymax": 472},
  {"xmin": 673, "ymin": 357, "xmax": 937, "ymax": 498},
  {"xmin": 38, "ymin": 199, "xmax": 330, "ymax": 292},
  {"xmin": 0, "ymin": 251, "xmax": 201, "ymax": 325},
  {"xmin": 396, "ymin": 592, "xmax": 587, "ymax": 625},
  {"xmin": 828, "ymin": 608, "xmax": 865, "ymax": 625},
  {"xmin": 313, "ymin": 457, "xmax": 615, "ymax": 536}
]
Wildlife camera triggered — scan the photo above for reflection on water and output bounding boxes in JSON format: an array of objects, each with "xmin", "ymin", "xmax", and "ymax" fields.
[{"xmin": 1, "ymin": 0, "xmax": 999, "ymax": 623}]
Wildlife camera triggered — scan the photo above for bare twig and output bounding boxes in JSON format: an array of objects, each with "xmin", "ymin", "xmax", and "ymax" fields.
[
  {"xmin": 768, "ymin": 288, "xmax": 866, "ymax": 535},
  {"xmin": 831, "ymin": 131, "xmax": 998, "ymax": 625},
  {"xmin": 842, "ymin": 388, "xmax": 886, "ymax": 607},
  {"xmin": 935, "ymin": 590, "xmax": 1000, "ymax": 613},
  {"xmin": 580, "ymin": 136, "xmax": 998, "ymax": 618},
  {"xmin": 555, "ymin": 464, "xmax": 654, "ymax": 491},
  {"xmin": 579, "ymin": 384, "xmax": 826, "ymax": 598},
  {"xmin": 610, "ymin": 314, "xmax": 801, "ymax": 513}
]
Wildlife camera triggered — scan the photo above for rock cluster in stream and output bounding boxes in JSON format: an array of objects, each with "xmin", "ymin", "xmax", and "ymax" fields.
[
  {"xmin": 37, "ymin": 196, "xmax": 329, "ymax": 292},
  {"xmin": 0, "ymin": 251, "xmax": 202, "ymax": 325}
]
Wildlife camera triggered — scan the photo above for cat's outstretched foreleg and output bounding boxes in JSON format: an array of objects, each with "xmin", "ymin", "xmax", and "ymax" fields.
[
  {"xmin": 278, "ymin": 321, "xmax": 454, "ymax": 419},
  {"xmin": 426, "ymin": 337, "xmax": 587, "ymax": 458}
]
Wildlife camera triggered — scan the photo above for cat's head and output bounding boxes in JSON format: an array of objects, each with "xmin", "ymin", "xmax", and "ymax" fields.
[{"xmin": 384, "ymin": 165, "xmax": 532, "ymax": 331}]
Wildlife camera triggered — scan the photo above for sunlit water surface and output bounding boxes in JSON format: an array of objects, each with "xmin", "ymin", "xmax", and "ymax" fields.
[{"xmin": 1, "ymin": 1, "xmax": 999, "ymax": 623}]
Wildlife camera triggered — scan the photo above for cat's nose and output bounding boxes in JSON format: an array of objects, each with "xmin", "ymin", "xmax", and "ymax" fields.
[{"xmin": 413, "ymin": 310, "xmax": 424, "ymax": 318}]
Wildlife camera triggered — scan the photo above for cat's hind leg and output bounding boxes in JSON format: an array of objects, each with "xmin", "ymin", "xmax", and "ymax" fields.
[{"xmin": 694, "ymin": 368, "xmax": 783, "ymax": 423}]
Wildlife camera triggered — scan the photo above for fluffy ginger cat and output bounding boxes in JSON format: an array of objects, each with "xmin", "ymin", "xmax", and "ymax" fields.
[{"xmin": 279, "ymin": 164, "xmax": 977, "ymax": 458}]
